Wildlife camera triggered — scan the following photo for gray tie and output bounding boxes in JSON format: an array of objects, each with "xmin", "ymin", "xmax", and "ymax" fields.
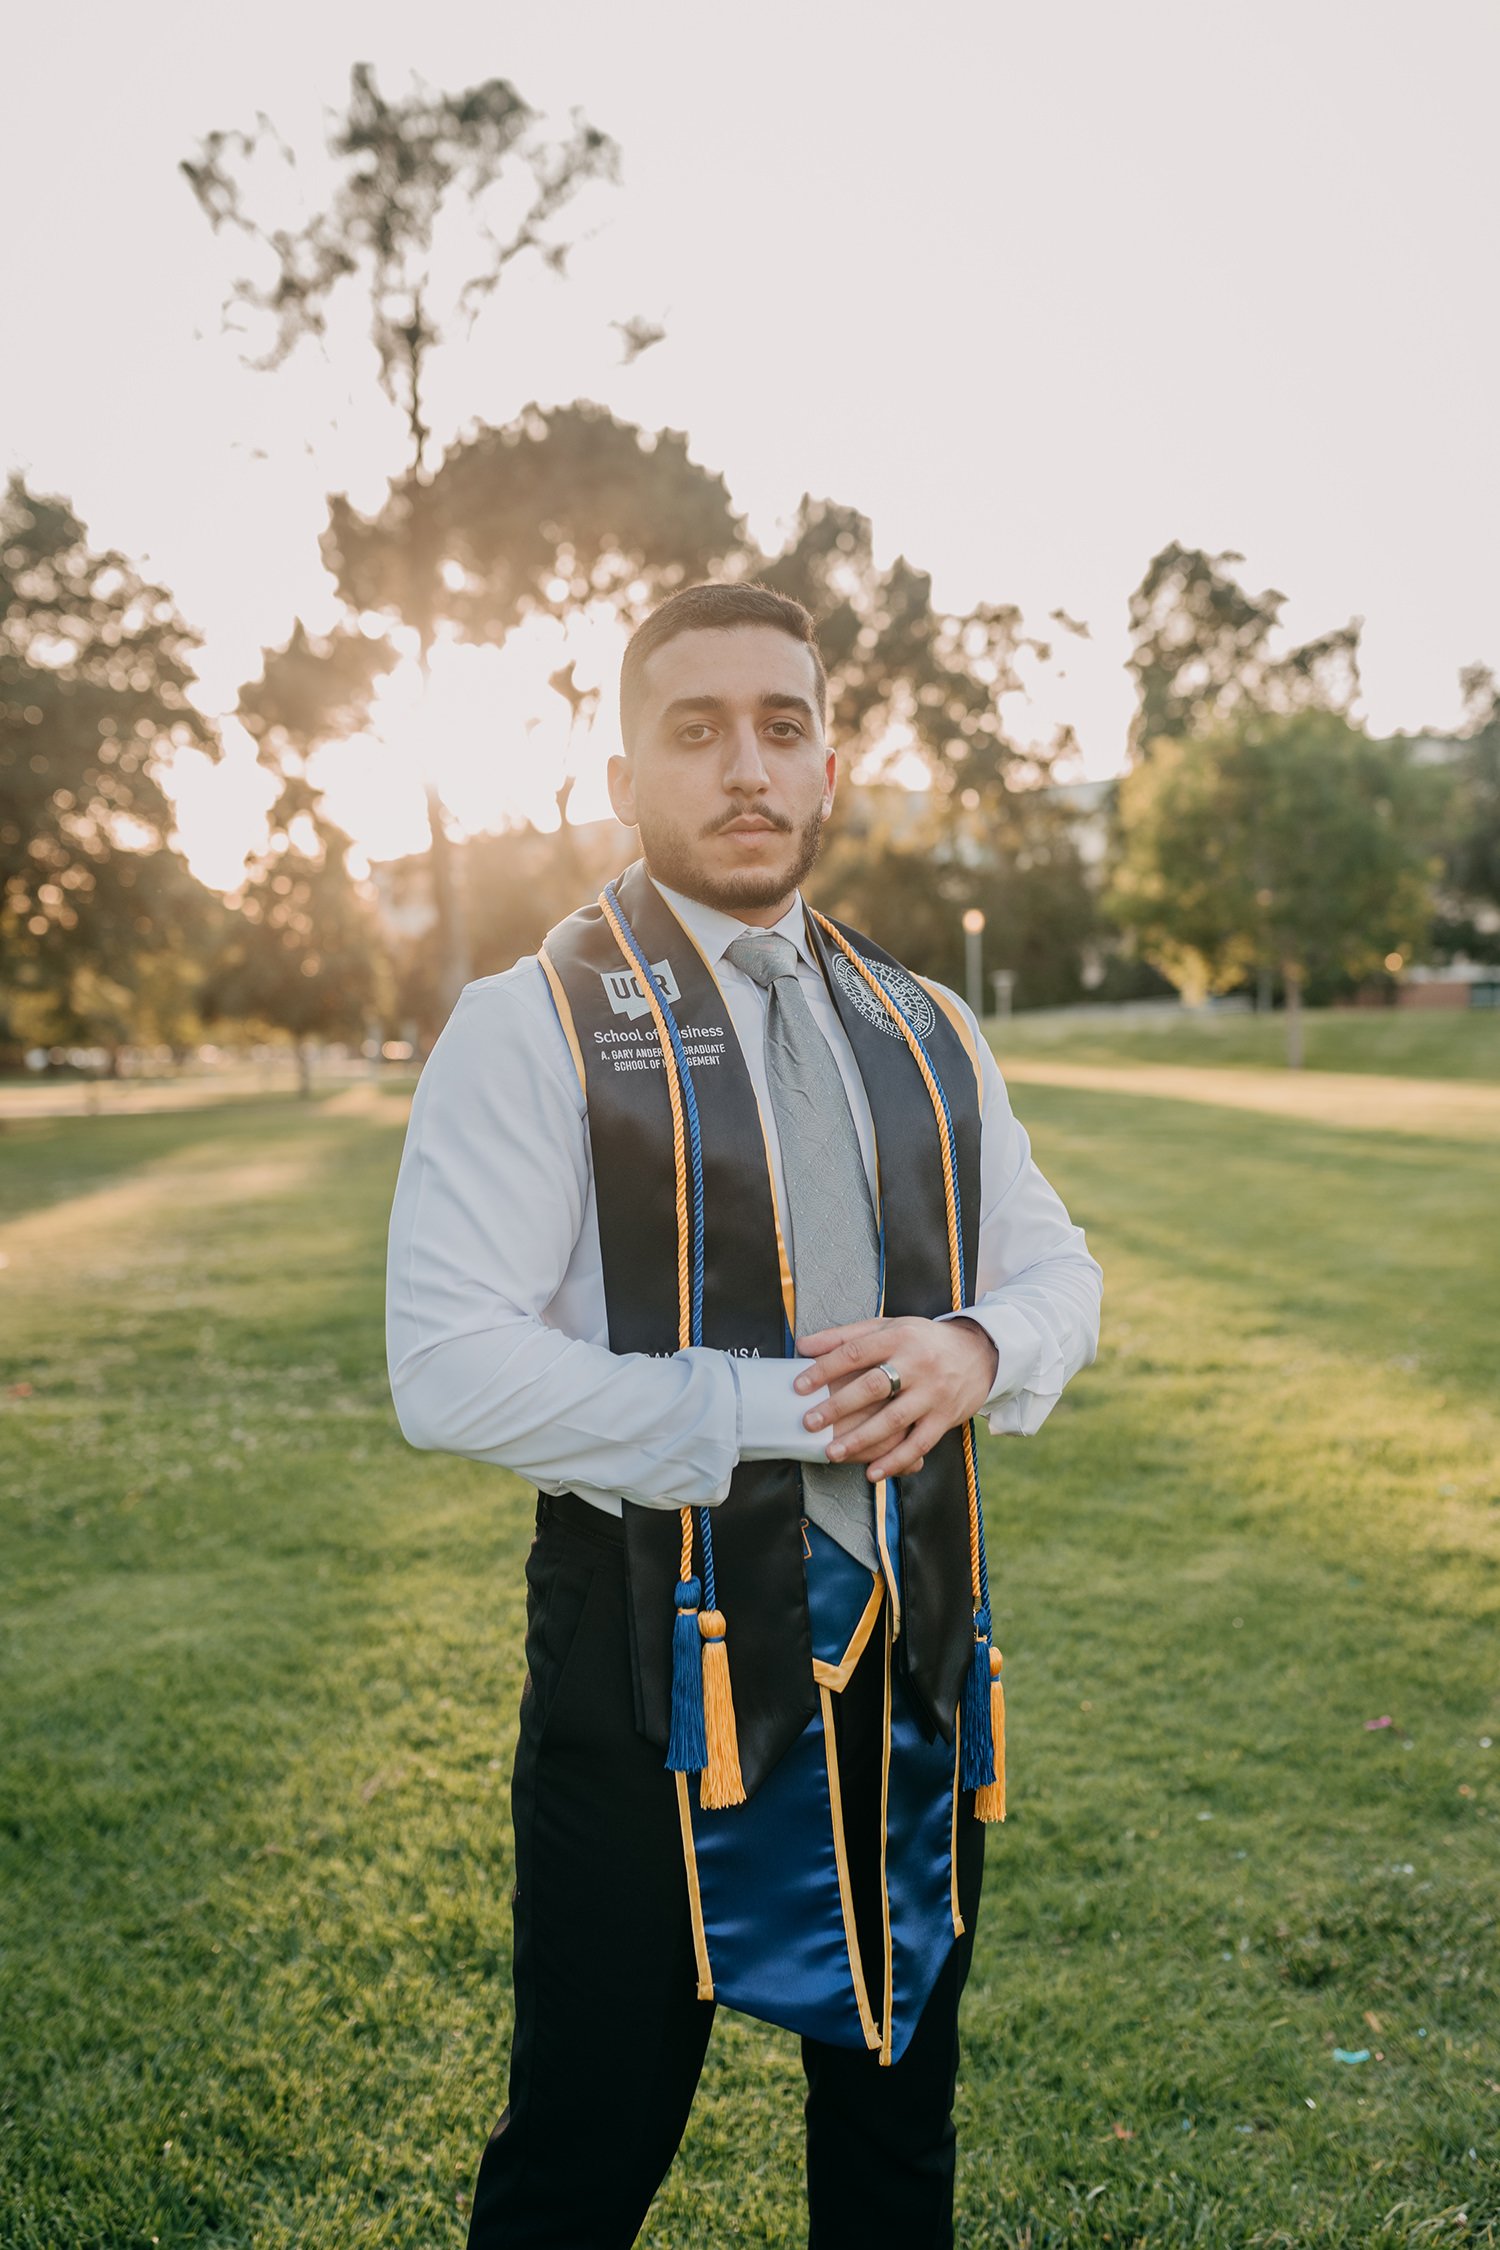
[{"xmin": 725, "ymin": 930, "xmax": 882, "ymax": 1572}]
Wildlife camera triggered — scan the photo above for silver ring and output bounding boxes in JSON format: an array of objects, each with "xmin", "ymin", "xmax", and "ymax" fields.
[{"xmin": 879, "ymin": 1362, "xmax": 902, "ymax": 1402}]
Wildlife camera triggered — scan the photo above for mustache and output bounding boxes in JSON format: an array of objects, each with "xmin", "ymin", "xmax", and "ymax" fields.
[{"xmin": 703, "ymin": 808, "xmax": 795, "ymax": 836}]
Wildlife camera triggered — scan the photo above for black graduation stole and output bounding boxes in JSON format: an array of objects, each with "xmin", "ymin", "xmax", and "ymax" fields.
[{"xmin": 540, "ymin": 858, "xmax": 1000, "ymax": 1803}]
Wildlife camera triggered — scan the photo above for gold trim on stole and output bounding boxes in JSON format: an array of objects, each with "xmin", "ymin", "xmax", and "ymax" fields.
[
  {"xmin": 819, "ymin": 1684, "xmax": 881, "ymax": 2052},
  {"xmin": 812, "ymin": 1573, "xmax": 885, "ymax": 1691},
  {"xmin": 878, "ymin": 1601, "xmax": 895, "ymax": 2067},
  {"xmin": 916, "ymin": 977, "xmax": 986, "ymax": 1113},
  {"xmin": 537, "ymin": 947, "xmax": 587, "ymax": 1098},
  {"xmin": 872, "ymin": 1475, "xmax": 903, "ymax": 1644}
]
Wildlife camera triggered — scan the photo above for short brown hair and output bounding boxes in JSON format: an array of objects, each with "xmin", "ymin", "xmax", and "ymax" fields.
[{"xmin": 619, "ymin": 582, "xmax": 828, "ymax": 752}]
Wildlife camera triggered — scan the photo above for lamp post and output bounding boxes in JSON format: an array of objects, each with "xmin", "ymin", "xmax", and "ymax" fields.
[{"xmin": 961, "ymin": 908, "xmax": 986, "ymax": 1021}]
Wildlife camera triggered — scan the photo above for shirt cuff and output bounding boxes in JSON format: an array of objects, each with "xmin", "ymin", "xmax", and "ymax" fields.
[
  {"xmin": 730, "ymin": 1355, "xmax": 834, "ymax": 1464},
  {"xmin": 936, "ymin": 1303, "xmax": 1064, "ymax": 1413}
]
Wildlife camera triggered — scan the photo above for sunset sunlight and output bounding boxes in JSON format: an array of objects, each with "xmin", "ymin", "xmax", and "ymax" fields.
[{"xmin": 168, "ymin": 609, "xmax": 632, "ymax": 891}]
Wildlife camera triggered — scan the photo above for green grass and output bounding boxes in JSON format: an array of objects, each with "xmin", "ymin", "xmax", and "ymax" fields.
[
  {"xmin": 992, "ymin": 1003, "xmax": 1500, "ymax": 1081},
  {"xmin": 2, "ymin": 1079, "xmax": 1497, "ymax": 2247}
]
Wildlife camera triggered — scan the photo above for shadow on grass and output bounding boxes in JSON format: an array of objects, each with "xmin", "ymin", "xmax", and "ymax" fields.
[
  {"xmin": 1010, "ymin": 1083, "xmax": 1500, "ymax": 1410},
  {"xmin": 0, "ymin": 1091, "xmax": 361, "ymax": 1229}
]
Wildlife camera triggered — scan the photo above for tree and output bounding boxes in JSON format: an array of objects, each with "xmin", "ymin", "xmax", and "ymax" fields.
[
  {"xmin": 1126, "ymin": 543, "xmax": 1362, "ymax": 764},
  {"xmin": 758, "ymin": 497, "xmax": 1040, "ymax": 801},
  {"xmin": 1109, "ymin": 711, "xmax": 1440, "ymax": 1064},
  {"xmin": 0, "ymin": 476, "xmax": 220, "ymax": 1067},
  {"xmin": 3, "ymin": 850, "xmax": 228, "ymax": 1067},
  {"xmin": 324, "ymin": 399, "xmax": 744, "ymax": 702},
  {"xmin": 184, "ymin": 63, "xmax": 622, "ymax": 1011},
  {"xmin": 1435, "ymin": 664, "xmax": 1500, "ymax": 959},
  {"xmin": 237, "ymin": 617, "xmax": 399, "ymax": 755},
  {"xmin": 208, "ymin": 621, "xmax": 397, "ymax": 1082},
  {"xmin": 204, "ymin": 795, "xmax": 386, "ymax": 1096},
  {"xmin": 759, "ymin": 499, "xmax": 1103, "ymax": 1003},
  {"xmin": 812, "ymin": 780, "xmax": 1102, "ymax": 1010}
]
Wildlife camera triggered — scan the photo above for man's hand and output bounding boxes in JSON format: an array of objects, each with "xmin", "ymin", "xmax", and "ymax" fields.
[{"xmin": 794, "ymin": 1315, "xmax": 1000, "ymax": 1481}]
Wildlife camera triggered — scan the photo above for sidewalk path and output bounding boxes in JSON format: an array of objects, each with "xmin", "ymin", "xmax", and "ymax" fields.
[
  {"xmin": 995, "ymin": 1057, "xmax": 1500, "ymax": 1141},
  {"xmin": 0, "ymin": 1064, "xmax": 382, "ymax": 1122}
]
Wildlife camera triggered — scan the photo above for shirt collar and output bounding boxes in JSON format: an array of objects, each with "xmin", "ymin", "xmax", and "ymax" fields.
[{"xmin": 650, "ymin": 876, "xmax": 816, "ymax": 971}]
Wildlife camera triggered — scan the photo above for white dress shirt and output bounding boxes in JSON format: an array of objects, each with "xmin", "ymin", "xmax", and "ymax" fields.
[{"xmin": 386, "ymin": 877, "xmax": 1103, "ymax": 1515}]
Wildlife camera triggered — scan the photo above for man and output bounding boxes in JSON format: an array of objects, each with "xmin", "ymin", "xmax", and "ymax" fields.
[{"xmin": 386, "ymin": 582, "xmax": 1102, "ymax": 2248}]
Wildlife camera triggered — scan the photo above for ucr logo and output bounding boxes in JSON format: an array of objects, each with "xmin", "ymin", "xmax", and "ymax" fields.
[{"xmin": 600, "ymin": 958, "xmax": 681, "ymax": 1020}]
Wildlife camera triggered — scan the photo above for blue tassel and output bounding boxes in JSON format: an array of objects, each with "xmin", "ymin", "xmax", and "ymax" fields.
[
  {"xmin": 666, "ymin": 1576, "xmax": 707, "ymax": 1774},
  {"xmin": 960, "ymin": 1608, "xmax": 996, "ymax": 1790}
]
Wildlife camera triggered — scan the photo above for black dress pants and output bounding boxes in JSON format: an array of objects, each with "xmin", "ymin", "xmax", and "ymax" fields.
[{"xmin": 465, "ymin": 1495, "xmax": 986, "ymax": 2250}]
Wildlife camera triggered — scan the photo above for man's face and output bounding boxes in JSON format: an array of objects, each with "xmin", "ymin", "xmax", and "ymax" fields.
[{"xmin": 608, "ymin": 625, "xmax": 836, "ymax": 922}]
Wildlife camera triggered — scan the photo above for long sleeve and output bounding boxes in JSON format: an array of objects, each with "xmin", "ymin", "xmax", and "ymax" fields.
[
  {"xmin": 940, "ymin": 1008, "xmax": 1103, "ymax": 1436},
  {"xmin": 385, "ymin": 967, "xmax": 743, "ymax": 1509}
]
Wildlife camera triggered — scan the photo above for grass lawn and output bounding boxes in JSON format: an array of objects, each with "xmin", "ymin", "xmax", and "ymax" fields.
[
  {"xmin": 1, "ymin": 1072, "xmax": 1497, "ymax": 2247},
  {"xmin": 991, "ymin": 1004, "xmax": 1500, "ymax": 1082}
]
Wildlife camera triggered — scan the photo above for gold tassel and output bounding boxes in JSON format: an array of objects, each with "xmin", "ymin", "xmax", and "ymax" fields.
[
  {"xmin": 974, "ymin": 1647, "xmax": 1006, "ymax": 1823},
  {"xmin": 697, "ymin": 1610, "xmax": 746, "ymax": 1809}
]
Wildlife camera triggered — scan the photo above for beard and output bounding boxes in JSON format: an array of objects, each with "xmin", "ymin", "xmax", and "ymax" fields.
[{"xmin": 638, "ymin": 802, "xmax": 827, "ymax": 915}]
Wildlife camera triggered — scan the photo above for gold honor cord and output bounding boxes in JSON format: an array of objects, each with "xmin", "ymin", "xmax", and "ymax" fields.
[
  {"xmin": 808, "ymin": 913, "xmax": 1005, "ymax": 1823},
  {"xmin": 597, "ymin": 887, "xmax": 746, "ymax": 1810}
]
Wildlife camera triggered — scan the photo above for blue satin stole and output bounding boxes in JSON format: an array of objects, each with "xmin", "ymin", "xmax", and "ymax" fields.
[{"xmin": 686, "ymin": 1491, "xmax": 962, "ymax": 2065}]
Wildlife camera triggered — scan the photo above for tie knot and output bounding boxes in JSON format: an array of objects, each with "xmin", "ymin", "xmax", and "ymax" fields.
[{"xmin": 724, "ymin": 931, "xmax": 799, "ymax": 990}]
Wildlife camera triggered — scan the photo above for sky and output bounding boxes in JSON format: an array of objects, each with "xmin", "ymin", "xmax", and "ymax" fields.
[{"xmin": 4, "ymin": 0, "xmax": 1497, "ymax": 887}]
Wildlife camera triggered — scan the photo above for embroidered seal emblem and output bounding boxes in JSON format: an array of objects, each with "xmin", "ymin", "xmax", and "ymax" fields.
[
  {"xmin": 830, "ymin": 951, "xmax": 936, "ymax": 1041},
  {"xmin": 601, "ymin": 958, "xmax": 681, "ymax": 1020}
]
